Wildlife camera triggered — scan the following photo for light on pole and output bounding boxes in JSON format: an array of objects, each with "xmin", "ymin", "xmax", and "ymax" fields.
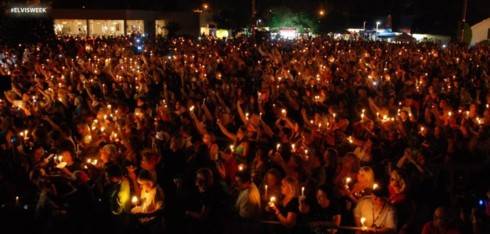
[
  {"xmin": 376, "ymin": 21, "xmax": 381, "ymax": 31},
  {"xmin": 318, "ymin": 9, "xmax": 325, "ymax": 17},
  {"xmin": 202, "ymin": 3, "xmax": 209, "ymax": 10}
]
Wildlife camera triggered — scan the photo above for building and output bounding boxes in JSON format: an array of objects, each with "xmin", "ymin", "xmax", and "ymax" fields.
[
  {"xmin": 6, "ymin": 5, "xmax": 200, "ymax": 37},
  {"xmin": 470, "ymin": 18, "xmax": 490, "ymax": 46}
]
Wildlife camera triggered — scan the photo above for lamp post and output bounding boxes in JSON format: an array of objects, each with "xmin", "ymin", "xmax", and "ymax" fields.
[{"xmin": 376, "ymin": 21, "xmax": 381, "ymax": 31}]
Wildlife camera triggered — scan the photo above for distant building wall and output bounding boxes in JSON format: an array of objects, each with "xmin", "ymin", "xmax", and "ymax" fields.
[
  {"xmin": 49, "ymin": 9, "xmax": 199, "ymax": 37},
  {"xmin": 471, "ymin": 18, "xmax": 490, "ymax": 45}
]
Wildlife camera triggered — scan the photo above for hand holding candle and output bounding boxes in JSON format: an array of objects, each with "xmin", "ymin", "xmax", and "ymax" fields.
[
  {"xmin": 360, "ymin": 216, "xmax": 367, "ymax": 230},
  {"xmin": 281, "ymin": 108, "xmax": 287, "ymax": 117},
  {"xmin": 269, "ymin": 196, "xmax": 277, "ymax": 208},
  {"xmin": 345, "ymin": 177, "xmax": 352, "ymax": 190},
  {"xmin": 131, "ymin": 195, "xmax": 139, "ymax": 206}
]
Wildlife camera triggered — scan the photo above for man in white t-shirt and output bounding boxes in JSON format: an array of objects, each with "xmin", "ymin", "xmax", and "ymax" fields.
[
  {"xmin": 354, "ymin": 189, "xmax": 397, "ymax": 234},
  {"xmin": 235, "ymin": 171, "xmax": 261, "ymax": 219}
]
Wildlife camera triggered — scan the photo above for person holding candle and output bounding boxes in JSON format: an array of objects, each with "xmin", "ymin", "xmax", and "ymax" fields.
[
  {"xmin": 268, "ymin": 176, "xmax": 300, "ymax": 232},
  {"xmin": 299, "ymin": 185, "xmax": 342, "ymax": 233},
  {"xmin": 353, "ymin": 186, "xmax": 396, "ymax": 234},
  {"xmin": 104, "ymin": 163, "xmax": 132, "ymax": 234},
  {"xmin": 232, "ymin": 171, "xmax": 261, "ymax": 234},
  {"xmin": 130, "ymin": 169, "xmax": 165, "ymax": 233},
  {"xmin": 262, "ymin": 168, "xmax": 283, "ymax": 204},
  {"xmin": 344, "ymin": 166, "xmax": 376, "ymax": 203}
]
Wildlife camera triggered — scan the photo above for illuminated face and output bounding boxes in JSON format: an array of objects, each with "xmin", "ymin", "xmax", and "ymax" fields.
[
  {"xmin": 316, "ymin": 190, "xmax": 330, "ymax": 208},
  {"xmin": 265, "ymin": 173, "xmax": 278, "ymax": 186},
  {"xmin": 195, "ymin": 174, "xmax": 207, "ymax": 192},
  {"xmin": 203, "ymin": 134, "xmax": 211, "ymax": 144},
  {"xmin": 61, "ymin": 151, "xmax": 73, "ymax": 165},
  {"xmin": 100, "ymin": 150, "xmax": 111, "ymax": 164},
  {"xmin": 137, "ymin": 179, "xmax": 154, "ymax": 190},
  {"xmin": 280, "ymin": 180, "xmax": 290, "ymax": 196}
]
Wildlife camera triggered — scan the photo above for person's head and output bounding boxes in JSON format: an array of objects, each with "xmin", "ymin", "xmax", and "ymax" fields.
[
  {"xmin": 357, "ymin": 166, "xmax": 375, "ymax": 186},
  {"xmin": 323, "ymin": 148, "xmax": 338, "ymax": 168},
  {"xmin": 140, "ymin": 150, "xmax": 161, "ymax": 171},
  {"xmin": 202, "ymin": 133, "xmax": 214, "ymax": 145},
  {"xmin": 237, "ymin": 126, "xmax": 246, "ymax": 140},
  {"xmin": 106, "ymin": 163, "xmax": 123, "ymax": 184},
  {"xmin": 371, "ymin": 189, "xmax": 387, "ymax": 208},
  {"xmin": 433, "ymin": 207, "xmax": 450, "ymax": 229},
  {"xmin": 389, "ymin": 169, "xmax": 406, "ymax": 193},
  {"xmin": 281, "ymin": 176, "xmax": 298, "ymax": 197},
  {"xmin": 264, "ymin": 168, "xmax": 281, "ymax": 187},
  {"xmin": 196, "ymin": 168, "xmax": 214, "ymax": 193},
  {"xmin": 99, "ymin": 144, "xmax": 117, "ymax": 164},
  {"xmin": 60, "ymin": 150, "xmax": 74, "ymax": 166},
  {"xmin": 137, "ymin": 169, "xmax": 156, "ymax": 190},
  {"xmin": 33, "ymin": 146, "xmax": 45, "ymax": 163},
  {"xmin": 341, "ymin": 153, "xmax": 360, "ymax": 173},
  {"xmin": 235, "ymin": 171, "xmax": 252, "ymax": 190},
  {"xmin": 316, "ymin": 185, "xmax": 333, "ymax": 208}
]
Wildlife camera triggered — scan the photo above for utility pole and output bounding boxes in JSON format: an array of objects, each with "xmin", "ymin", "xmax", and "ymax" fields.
[
  {"xmin": 251, "ymin": 0, "xmax": 257, "ymax": 34},
  {"xmin": 460, "ymin": 0, "xmax": 468, "ymax": 42}
]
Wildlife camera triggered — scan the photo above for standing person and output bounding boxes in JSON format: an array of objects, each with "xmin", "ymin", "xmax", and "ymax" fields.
[
  {"xmin": 185, "ymin": 168, "xmax": 230, "ymax": 234},
  {"xmin": 130, "ymin": 169, "xmax": 165, "ymax": 234},
  {"xmin": 268, "ymin": 176, "xmax": 300, "ymax": 233},
  {"xmin": 353, "ymin": 188, "xmax": 397, "ymax": 234},
  {"xmin": 421, "ymin": 207, "xmax": 461, "ymax": 234},
  {"xmin": 299, "ymin": 185, "xmax": 341, "ymax": 233},
  {"xmin": 104, "ymin": 163, "xmax": 131, "ymax": 234},
  {"xmin": 232, "ymin": 171, "xmax": 261, "ymax": 234}
]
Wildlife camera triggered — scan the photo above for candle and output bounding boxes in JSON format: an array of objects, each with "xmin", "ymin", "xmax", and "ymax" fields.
[
  {"xmin": 301, "ymin": 186, "xmax": 305, "ymax": 197},
  {"xmin": 238, "ymin": 164, "xmax": 245, "ymax": 171},
  {"xmin": 373, "ymin": 183, "xmax": 379, "ymax": 190},
  {"xmin": 276, "ymin": 143, "xmax": 281, "ymax": 151},
  {"xmin": 265, "ymin": 185, "xmax": 268, "ymax": 195},
  {"xmin": 360, "ymin": 216, "xmax": 366, "ymax": 228},
  {"xmin": 281, "ymin": 108, "xmax": 287, "ymax": 117},
  {"xmin": 131, "ymin": 195, "xmax": 139, "ymax": 205},
  {"xmin": 291, "ymin": 143, "xmax": 296, "ymax": 152},
  {"xmin": 229, "ymin": 144, "xmax": 235, "ymax": 152},
  {"xmin": 347, "ymin": 136, "xmax": 354, "ymax": 144},
  {"xmin": 345, "ymin": 177, "xmax": 352, "ymax": 190},
  {"xmin": 269, "ymin": 196, "xmax": 277, "ymax": 207},
  {"xmin": 189, "ymin": 105, "xmax": 195, "ymax": 112},
  {"xmin": 245, "ymin": 112, "xmax": 250, "ymax": 120}
]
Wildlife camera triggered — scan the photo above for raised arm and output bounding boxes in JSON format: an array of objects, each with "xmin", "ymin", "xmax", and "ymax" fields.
[
  {"xmin": 236, "ymin": 100, "xmax": 249, "ymax": 125},
  {"xmin": 216, "ymin": 119, "xmax": 236, "ymax": 141},
  {"xmin": 189, "ymin": 105, "xmax": 208, "ymax": 136}
]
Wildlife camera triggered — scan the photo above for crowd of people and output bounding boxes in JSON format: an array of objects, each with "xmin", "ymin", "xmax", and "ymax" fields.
[{"xmin": 0, "ymin": 34, "xmax": 489, "ymax": 234}]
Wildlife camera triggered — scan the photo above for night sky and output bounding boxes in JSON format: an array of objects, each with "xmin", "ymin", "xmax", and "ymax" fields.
[{"xmin": 8, "ymin": 0, "xmax": 490, "ymax": 35}]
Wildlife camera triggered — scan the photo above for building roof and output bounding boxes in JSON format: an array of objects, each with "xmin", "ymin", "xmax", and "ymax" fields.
[{"xmin": 471, "ymin": 17, "xmax": 490, "ymax": 30}]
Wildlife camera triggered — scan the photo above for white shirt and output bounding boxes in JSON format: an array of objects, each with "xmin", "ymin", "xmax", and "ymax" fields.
[
  {"xmin": 354, "ymin": 196, "xmax": 396, "ymax": 230},
  {"xmin": 235, "ymin": 183, "xmax": 261, "ymax": 219}
]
